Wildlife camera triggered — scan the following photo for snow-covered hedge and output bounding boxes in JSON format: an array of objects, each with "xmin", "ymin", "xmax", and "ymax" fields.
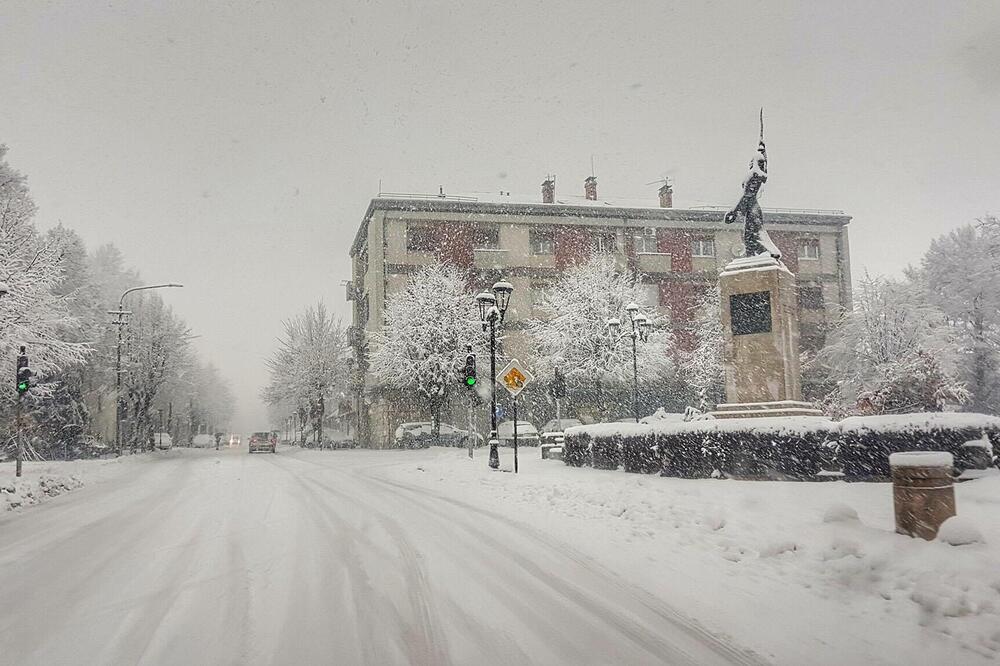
[
  {"xmin": 563, "ymin": 412, "xmax": 1000, "ymax": 480},
  {"xmin": 837, "ymin": 412, "xmax": 1000, "ymax": 480},
  {"xmin": 563, "ymin": 418, "xmax": 834, "ymax": 479}
]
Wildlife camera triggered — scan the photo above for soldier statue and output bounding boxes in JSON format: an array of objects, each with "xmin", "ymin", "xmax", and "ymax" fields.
[{"xmin": 724, "ymin": 110, "xmax": 781, "ymax": 260}]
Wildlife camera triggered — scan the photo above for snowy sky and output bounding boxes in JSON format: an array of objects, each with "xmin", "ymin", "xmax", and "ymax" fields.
[{"xmin": 2, "ymin": 0, "xmax": 999, "ymax": 431}]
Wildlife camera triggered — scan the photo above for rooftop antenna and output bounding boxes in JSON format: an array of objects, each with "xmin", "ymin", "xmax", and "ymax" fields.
[
  {"xmin": 378, "ymin": 178, "xmax": 382, "ymax": 195},
  {"xmin": 760, "ymin": 107, "xmax": 765, "ymax": 143},
  {"xmin": 590, "ymin": 154, "xmax": 596, "ymax": 177}
]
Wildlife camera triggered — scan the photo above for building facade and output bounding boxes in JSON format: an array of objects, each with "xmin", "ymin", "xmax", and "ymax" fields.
[{"xmin": 347, "ymin": 180, "xmax": 853, "ymax": 447}]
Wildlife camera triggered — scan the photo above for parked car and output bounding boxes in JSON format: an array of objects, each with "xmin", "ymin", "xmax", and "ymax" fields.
[
  {"xmin": 394, "ymin": 422, "xmax": 433, "ymax": 448},
  {"xmin": 192, "ymin": 434, "xmax": 214, "ymax": 448},
  {"xmin": 249, "ymin": 431, "xmax": 276, "ymax": 454},
  {"xmin": 438, "ymin": 423, "xmax": 484, "ymax": 448},
  {"xmin": 497, "ymin": 420, "xmax": 540, "ymax": 447},
  {"xmin": 539, "ymin": 418, "xmax": 583, "ymax": 449},
  {"xmin": 393, "ymin": 422, "xmax": 484, "ymax": 448},
  {"xmin": 153, "ymin": 433, "xmax": 173, "ymax": 450}
]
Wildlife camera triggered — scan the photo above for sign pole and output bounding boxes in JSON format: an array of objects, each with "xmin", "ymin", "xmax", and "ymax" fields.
[{"xmin": 513, "ymin": 398, "xmax": 519, "ymax": 474}]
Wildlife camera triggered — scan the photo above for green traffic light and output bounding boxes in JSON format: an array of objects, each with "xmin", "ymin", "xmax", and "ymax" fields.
[
  {"xmin": 466, "ymin": 376, "xmax": 476, "ymax": 386},
  {"xmin": 17, "ymin": 381, "xmax": 28, "ymax": 393}
]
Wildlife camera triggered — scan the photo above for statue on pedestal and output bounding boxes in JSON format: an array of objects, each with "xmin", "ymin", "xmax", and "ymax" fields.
[{"xmin": 724, "ymin": 110, "xmax": 781, "ymax": 260}]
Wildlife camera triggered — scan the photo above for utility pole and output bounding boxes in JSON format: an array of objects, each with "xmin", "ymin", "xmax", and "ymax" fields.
[{"xmin": 110, "ymin": 283, "xmax": 183, "ymax": 456}]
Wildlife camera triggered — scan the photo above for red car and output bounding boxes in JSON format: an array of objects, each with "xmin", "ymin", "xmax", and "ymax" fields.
[{"xmin": 248, "ymin": 431, "xmax": 276, "ymax": 454}]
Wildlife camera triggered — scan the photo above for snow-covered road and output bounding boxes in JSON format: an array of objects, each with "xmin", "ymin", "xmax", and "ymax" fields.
[{"xmin": 0, "ymin": 447, "xmax": 760, "ymax": 666}]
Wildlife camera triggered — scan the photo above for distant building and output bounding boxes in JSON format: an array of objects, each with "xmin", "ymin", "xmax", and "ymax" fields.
[{"xmin": 347, "ymin": 178, "xmax": 853, "ymax": 447}]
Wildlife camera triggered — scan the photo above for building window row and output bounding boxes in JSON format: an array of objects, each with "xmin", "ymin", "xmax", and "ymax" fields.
[{"xmin": 407, "ymin": 221, "xmax": 820, "ymax": 263}]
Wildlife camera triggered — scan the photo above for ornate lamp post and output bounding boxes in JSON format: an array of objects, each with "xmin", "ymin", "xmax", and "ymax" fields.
[
  {"xmin": 606, "ymin": 302, "xmax": 652, "ymax": 422},
  {"xmin": 476, "ymin": 280, "xmax": 513, "ymax": 469}
]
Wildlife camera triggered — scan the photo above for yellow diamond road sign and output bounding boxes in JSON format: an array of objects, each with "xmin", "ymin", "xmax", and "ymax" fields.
[{"xmin": 498, "ymin": 359, "xmax": 533, "ymax": 397}]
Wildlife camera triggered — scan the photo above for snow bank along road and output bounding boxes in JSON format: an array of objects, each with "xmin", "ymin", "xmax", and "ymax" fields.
[{"xmin": 0, "ymin": 447, "xmax": 761, "ymax": 666}]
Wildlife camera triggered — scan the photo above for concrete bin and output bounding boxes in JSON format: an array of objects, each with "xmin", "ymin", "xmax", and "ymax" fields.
[{"xmin": 889, "ymin": 451, "xmax": 956, "ymax": 540}]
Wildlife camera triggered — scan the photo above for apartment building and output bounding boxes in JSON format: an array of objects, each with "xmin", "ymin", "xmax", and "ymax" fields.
[{"xmin": 347, "ymin": 178, "xmax": 853, "ymax": 447}]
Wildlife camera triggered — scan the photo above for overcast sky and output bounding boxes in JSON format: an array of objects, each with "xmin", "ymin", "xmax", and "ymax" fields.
[{"xmin": 3, "ymin": 0, "xmax": 999, "ymax": 430}]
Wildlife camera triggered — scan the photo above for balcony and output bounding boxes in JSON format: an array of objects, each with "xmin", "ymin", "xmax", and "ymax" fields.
[
  {"xmin": 473, "ymin": 248, "xmax": 509, "ymax": 269},
  {"xmin": 636, "ymin": 252, "xmax": 672, "ymax": 274}
]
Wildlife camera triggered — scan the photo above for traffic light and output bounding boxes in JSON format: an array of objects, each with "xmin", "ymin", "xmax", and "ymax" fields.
[
  {"xmin": 552, "ymin": 367, "xmax": 566, "ymax": 399},
  {"xmin": 463, "ymin": 352, "xmax": 477, "ymax": 387},
  {"xmin": 16, "ymin": 346, "xmax": 30, "ymax": 395}
]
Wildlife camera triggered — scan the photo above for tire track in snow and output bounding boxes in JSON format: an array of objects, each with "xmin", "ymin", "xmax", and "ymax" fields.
[
  {"xmin": 277, "ymin": 450, "xmax": 765, "ymax": 665},
  {"xmin": 367, "ymin": 472, "xmax": 767, "ymax": 666}
]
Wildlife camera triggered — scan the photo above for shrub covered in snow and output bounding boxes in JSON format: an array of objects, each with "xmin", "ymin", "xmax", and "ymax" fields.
[
  {"xmin": 838, "ymin": 412, "xmax": 1000, "ymax": 480},
  {"xmin": 565, "ymin": 417, "xmax": 835, "ymax": 479},
  {"xmin": 562, "ymin": 429, "xmax": 591, "ymax": 467},
  {"xmin": 565, "ymin": 412, "xmax": 1000, "ymax": 481}
]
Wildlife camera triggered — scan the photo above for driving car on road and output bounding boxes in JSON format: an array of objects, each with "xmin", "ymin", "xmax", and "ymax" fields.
[
  {"xmin": 248, "ymin": 431, "xmax": 276, "ymax": 454},
  {"xmin": 497, "ymin": 420, "xmax": 540, "ymax": 447}
]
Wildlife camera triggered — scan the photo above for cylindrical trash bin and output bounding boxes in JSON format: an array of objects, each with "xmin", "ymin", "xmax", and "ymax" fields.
[{"xmin": 889, "ymin": 451, "xmax": 956, "ymax": 540}]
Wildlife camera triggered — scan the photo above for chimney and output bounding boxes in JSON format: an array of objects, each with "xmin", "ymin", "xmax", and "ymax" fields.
[
  {"xmin": 658, "ymin": 179, "xmax": 673, "ymax": 208},
  {"xmin": 541, "ymin": 176, "xmax": 555, "ymax": 203},
  {"xmin": 584, "ymin": 175, "xmax": 597, "ymax": 201}
]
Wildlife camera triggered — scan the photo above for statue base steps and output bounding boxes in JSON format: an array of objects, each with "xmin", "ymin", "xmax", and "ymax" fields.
[{"xmin": 712, "ymin": 400, "xmax": 822, "ymax": 419}]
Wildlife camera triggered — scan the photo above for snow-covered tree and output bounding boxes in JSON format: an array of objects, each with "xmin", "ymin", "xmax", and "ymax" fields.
[
  {"xmin": 678, "ymin": 285, "xmax": 724, "ymax": 410},
  {"xmin": 908, "ymin": 221, "xmax": 1000, "ymax": 413},
  {"xmin": 815, "ymin": 272, "xmax": 968, "ymax": 415},
  {"xmin": 367, "ymin": 263, "xmax": 481, "ymax": 437},
  {"xmin": 526, "ymin": 253, "xmax": 674, "ymax": 417},
  {"xmin": 0, "ymin": 145, "xmax": 90, "ymax": 398},
  {"xmin": 121, "ymin": 293, "xmax": 194, "ymax": 450},
  {"xmin": 263, "ymin": 303, "xmax": 347, "ymax": 444}
]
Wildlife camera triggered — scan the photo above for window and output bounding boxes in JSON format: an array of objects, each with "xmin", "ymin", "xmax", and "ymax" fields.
[
  {"xmin": 633, "ymin": 228, "xmax": 658, "ymax": 253},
  {"xmin": 691, "ymin": 238, "xmax": 715, "ymax": 257},
  {"xmin": 798, "ymin": 285, "xmax": 825, "ymax": 310},
  {"xmin": 798, "ymin": 238, "xmax": 820, "ymax": 260},
  {"xmin": 406, "ymin": 224, "xmax": 436, "ymax": 252},
  {"xmin": 530, "ymin": 278, "xmax": 552, "ymax": 307},
  {"xmin": 530, "ymin": 228, "xmax": 554, "ymax": 255},
  {"xmin": 593, "ymin": 232, "xmax": 617, "ymax": 254},
  {"xmin": 471, "ymin": 224, "xmax": 500, "ymax": 249}
]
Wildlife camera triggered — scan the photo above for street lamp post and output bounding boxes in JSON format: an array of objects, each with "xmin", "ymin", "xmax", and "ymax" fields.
[
  {"xmin": 607, "ymin": 302, "xmax": 652, "ymax": 422},
  {"xmin": 476, "ymin": 280, "xmax": 513, "ymax": 470},
  {"xmin": 112, "ymin": 283, "xmax": 183, "ymax": 456}
]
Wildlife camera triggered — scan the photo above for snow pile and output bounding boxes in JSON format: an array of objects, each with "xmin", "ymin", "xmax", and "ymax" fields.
[
  {"xmin": 380, "ymin": 450, "xmax": 1000, "ymax": 663},
  {"xmin": 937, "ymin": 517, "xmax": 986, "ymax": 547},
  {"xmin": 1, "ymin": 472, "xmax": 83, "ymax": 511},
  {"xmin": 0, "ymin": 456, "xmax": 143, "ymax": 513}
]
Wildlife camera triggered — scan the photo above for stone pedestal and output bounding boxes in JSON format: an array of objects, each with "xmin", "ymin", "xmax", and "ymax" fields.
[
  {"xmin": 890, "ymin": 452, "xmax": 956, "ymax": 540},
  {"xmin": 715, "ymin": 255, "xmax": 820, "ymax": 419}
]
